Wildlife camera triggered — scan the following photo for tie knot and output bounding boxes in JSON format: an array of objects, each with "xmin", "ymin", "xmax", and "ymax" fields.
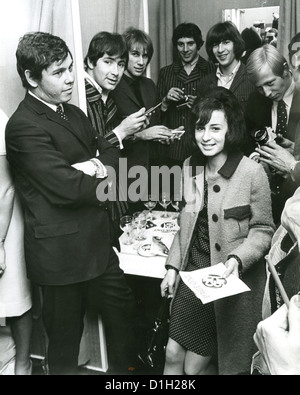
[{"xmin": 56, "ymin": 105, "xmax": 68, "ymax": 121}]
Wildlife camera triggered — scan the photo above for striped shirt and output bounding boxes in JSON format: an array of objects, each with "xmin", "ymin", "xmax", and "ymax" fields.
[
  {"xmin": 156, "ymin": 56, "xmax": 215, "ymax": 162},
  {"xmin": 85, "ymin": 78, "xmax": 129, "ymax": 218}
]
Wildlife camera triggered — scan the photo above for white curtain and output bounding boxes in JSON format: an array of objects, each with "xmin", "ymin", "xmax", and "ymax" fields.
[
  {"xmin": 278, "ymin": 0, "xmax": 300, "ymax": 61},
  {"xmin": 0, "ymin": 0, "xmax": 80, "ymax": 116}
]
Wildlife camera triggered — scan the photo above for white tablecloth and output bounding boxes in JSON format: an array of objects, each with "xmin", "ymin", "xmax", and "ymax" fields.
[{"xmin": 117, "ymin": 211, "xmax": 179, "ymax": 279}]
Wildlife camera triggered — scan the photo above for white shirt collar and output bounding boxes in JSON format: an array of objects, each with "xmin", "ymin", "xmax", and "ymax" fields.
[
  {"xmin": 282, "ymin": 78, "xmax": 295, "ymax": 109},
  {"xmin": 216, "ymin": 60, "xmax": 241, "ymax": 79},
  {"xmin": 28, "ymin": 90, "xmax": 57, "ymax": 112},
  {"xmin": 182, "ymin": 55, "xmax": 199, "ymax": 74},
  {"xmin": 84, "ymin": 71, "xmax": 103, "ymax": 95}
]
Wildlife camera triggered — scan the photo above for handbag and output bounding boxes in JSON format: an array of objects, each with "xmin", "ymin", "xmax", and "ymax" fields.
[{"xmin": 137, "ymin": 295, "xmax": 171, "ymax": 374}]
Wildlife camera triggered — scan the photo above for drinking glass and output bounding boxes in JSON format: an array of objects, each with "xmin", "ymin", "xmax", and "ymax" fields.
[
  {"xmin": 171, "ymin": 195, "xmax": 182, "ymax": 213},
  {"xmin": 159, "ymin": 193, "xmax": 171, "ymax": 218},
  {"xmin": 143, "ymin": 195, "xmax": 157, "ymax": 221},
  {"xmin": 120, "ymin": 215, "xmax": 133, "ymax": 245},
  {"xmin": 132, "ymin": 211, "xmax": 147, "ymax": 241}
]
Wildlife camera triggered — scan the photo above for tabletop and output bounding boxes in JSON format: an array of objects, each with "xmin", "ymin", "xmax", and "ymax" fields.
[{"xmin": 116, "ymin": 210, "xmax": 180, "ymax": 279}]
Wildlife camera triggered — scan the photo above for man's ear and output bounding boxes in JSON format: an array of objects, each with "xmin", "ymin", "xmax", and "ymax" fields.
[
  {"xmin": 86, "ymin": 58, "xmax": 95, "ymax": 70},
  {"xmin": 24, "ymin": 70, "xmax": 39, "ymax": 88}
]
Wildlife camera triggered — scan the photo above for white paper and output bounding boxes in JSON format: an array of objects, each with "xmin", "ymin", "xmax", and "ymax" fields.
[{"xmin": 180, "ymin": 262, "xmax": 250, "ymax": 304}]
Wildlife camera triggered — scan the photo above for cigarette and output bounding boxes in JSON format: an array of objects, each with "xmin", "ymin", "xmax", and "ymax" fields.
[{"xmin": 144, "ymin": 102, "xmax": 162, "ymax": 116}]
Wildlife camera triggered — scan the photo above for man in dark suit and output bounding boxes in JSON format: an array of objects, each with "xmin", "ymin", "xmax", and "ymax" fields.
[
  {"xmin": 5, "ymin": 32, "xmax": 137, "ymax": 375},
  {"xmin": 156, "ymin": 22, "xmax": 215, "ymax": 167},
  {"xmin": 245, "ymin": 44, "xmax": 300, "ymax": 224},
  {"xmin": 198, "ymin": 21, "xmax": 255, "ymax": 114},
  {"xmin": 88, "ymin": 29, "xmax": 171, "ymax": 211}
]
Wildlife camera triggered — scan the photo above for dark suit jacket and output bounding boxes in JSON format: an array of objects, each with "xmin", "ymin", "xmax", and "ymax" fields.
[
  {"xmin": 5, "ymin": 93, "xmax": 119, "ymax": 286},
  {"xmin": 245, "ymin": 88, "xmax": 300, "ymax": 223},
  {"xmin": 111, "ymin": 75, "xmax": 158, "ymax": 126},
  {"xmin": 197, "ymin": 62, "xmax": 256, "ymax": 114},
  {"xmin": 110, "ymin": 75, "xmax": 159, "ymax": 196},
  {"xmin": 245, "ymin": 87, "xmax": 300, "ymax": 143}
]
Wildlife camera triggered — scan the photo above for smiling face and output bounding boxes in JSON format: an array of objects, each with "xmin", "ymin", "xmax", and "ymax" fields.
[
  {"xmin": 252, "ymin": 63, "xmax": 291, "ymax": 101},
  {"xmin": 88, "ymin": 53, "xmax": 126, "ymax": 96},
  {"xmin": 125, "ymin": 44, "xmax": 149, "ymax": 79},
  {"xmin": 212, "ymin": 40, "xmax": 238, "ymax": 73},
  {"xmin": 177, "ymin": 37, "xmax": 198, "ymax": 64},
  {"xmin": 29, "ymin": 53, "xmax": 74, "ymax": 105},
  {"xmin": 195, "ymin": 110, "xmax": 228, "ymax": 158}
]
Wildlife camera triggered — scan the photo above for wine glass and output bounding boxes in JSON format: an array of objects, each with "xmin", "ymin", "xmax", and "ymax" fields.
[
  {"xmin": 159, "ymin": 192, "xmax": 171, "ymax": 218},
  {"xmin": 132, "ymin": 211, "xmax": 147, "ymax": 241},
  {"xmin": 120, "ymin": 215, "xmax": 133, "ymax": 245},
  {"xmin": 171, "ymin": 195, "xmax": 181, "ymax": 213},
  {"xmin": 143, "ymin": 195, "xmax": 157, "ymax": 221}
]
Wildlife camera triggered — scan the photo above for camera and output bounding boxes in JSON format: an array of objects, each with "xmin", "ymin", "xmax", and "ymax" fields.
[{"xmin": 252, "ymin": 126, "xmax": 277, "ymax": 146}]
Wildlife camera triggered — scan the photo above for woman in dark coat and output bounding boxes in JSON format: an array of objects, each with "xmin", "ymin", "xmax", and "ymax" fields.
[{"xmin": 160, "ymin": 87, "xmax": 275, "ymax": 375}]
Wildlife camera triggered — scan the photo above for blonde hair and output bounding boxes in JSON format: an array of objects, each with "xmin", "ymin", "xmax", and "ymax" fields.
[{"xmin": 246, "ymin": 44, "xmax": 289, "ymax": 82}]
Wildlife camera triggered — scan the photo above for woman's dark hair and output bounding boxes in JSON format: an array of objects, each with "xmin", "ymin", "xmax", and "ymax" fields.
[
  {"xmin": 84, "ymin": 31, "xmax": 128, "ymax": 68},
  {"xmin": 16, "ymin": 32, "xmax": 71, "ymax": 89},
  {"xmin": 206, "ymin": 21, "xmax": 245, "ymax": 63},
  {"xmin": 190, "ymin": 87, "xmax": 247, "ymax": 154},
  {"xmin": 172, "ymin": 23, "xmax": 204, "ymax": 50},
  {"xmin": 241, "ymin": 27, "xmax": 262, "ymax": 51},
  {"xmin": 123, "ymin": 27, "xmax": 154, "ymax": 64}
]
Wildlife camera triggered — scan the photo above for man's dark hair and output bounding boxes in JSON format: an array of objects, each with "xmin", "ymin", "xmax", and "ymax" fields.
[
  {"xmin": 84, "ymin": 31, "xmax": 128, "ymax": 68},
  {"xmin": 288, "ymin": 32, "xmax": 300, "ymax": 70},
  {"xmin": 206, "ymin": 21, "xmax": 245, "ymax": 63},
  {"xmin": 16, "ymin": 32, "xmax": 72, "ymax": 89},
  {"xmin": 172, "ymin": 23, "xmax": 204, "ymax": 50},
  {"xmin": 190, "ymin": 87, "xmax": 247, "ymax": 153},
  {"xmin": 123, "ymin": 27, "xmax": 154, "ymax": 64}
]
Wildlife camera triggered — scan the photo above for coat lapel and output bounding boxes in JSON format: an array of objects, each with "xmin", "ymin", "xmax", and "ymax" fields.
[
  {"xmin": 25, "ymin": 93, "xmax": 93, "ymax": 155},
  {"xmin": 288, "ymin": 88, "xmax": 300, "ymax": 141},
  {"xmin": 230, "ymin": 63, "xmax": 247, "ymax": 93}
]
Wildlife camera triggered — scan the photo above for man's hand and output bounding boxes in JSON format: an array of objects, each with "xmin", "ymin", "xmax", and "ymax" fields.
[
  {"xmin": 161, "ymin": 87, "xmax": 186, "ymax": 111},
  {"xmin": 254, "ymin": 294, "xmax": 300, "ymax": 375},
  {"xmin": 186, "ymin": 95, "xmax": 197, "ymax": 109},
  {"xmin": 135, "ymin": 125, "xmax": 173, "ymax": 141},
  {"xmin": 277, "ymin": 134, "xmax": 295, "ymax": 154},
  {"xmin": 114, "ymin": 108, "xmax": 149, "ymax": 140},
  {"xmin": 255, "ymin": 141, "xmax": 296, "ymax": 176}
]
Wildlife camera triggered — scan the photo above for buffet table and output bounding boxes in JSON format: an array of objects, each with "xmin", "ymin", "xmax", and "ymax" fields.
[
  {"xmin": 117, "ymin": 210, "xmax": 179, "ymax": 279},
  {"xmin": 31, "ymin": 210, "xmax": 179, "ymax": 373}
]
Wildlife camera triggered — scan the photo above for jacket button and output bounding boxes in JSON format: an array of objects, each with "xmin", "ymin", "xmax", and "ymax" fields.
[
  {"xmin": 215, "ymin": 243, "xmax": 221, "ymax": 251},
  {"xmin": 213, "ymin": 185, "xmax": 221, "ymax": 192},
  {"xmin": 212, "ymin": 214, "xmax": 218, "ymax": 222}
]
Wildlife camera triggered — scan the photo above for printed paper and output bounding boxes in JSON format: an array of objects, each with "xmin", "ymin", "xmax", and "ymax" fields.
[{"xmin": 180, "ymin": 262, "xmax": 250, "ymax": 304}]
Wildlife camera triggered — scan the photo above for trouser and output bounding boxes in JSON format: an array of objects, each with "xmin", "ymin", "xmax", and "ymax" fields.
[{"xmin": 41, "ymin": 249, "xmax": 137, "ymax": 375}]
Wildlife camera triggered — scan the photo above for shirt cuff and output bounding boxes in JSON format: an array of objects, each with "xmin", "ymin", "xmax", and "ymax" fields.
[
  {"xmin": 113, "ymin": 129, "xmax": 124, "ymax": 150},
  {"xmin": 90, "ymin": 158, "xmax": 108, "ymax": 179}
]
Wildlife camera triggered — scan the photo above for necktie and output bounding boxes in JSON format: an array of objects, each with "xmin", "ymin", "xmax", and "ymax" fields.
[
  {"xmin": 56, "ymin": 105, "xmax": 69, "ymax": 121},
  {"xmin": 275, "ymin": 99, "xmax": 287, "ymax": 135}
]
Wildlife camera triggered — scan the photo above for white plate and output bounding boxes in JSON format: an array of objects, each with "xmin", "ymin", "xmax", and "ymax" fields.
[{"xmin": 137, "ymin": 243, "xmax": 157, "ymax": 257}]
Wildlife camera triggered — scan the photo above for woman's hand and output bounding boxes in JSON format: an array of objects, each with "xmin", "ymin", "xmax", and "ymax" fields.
[
  {"xmin": 160, "ymin": 268, "xmax": 177, "ymax": 298},
  {"xmin": 0, "ymin": 243, "xmax": 6, "ymax": 277},
  {"xmin": 223, "ymin": 257, "xmax": 239, "ymax": 278}
]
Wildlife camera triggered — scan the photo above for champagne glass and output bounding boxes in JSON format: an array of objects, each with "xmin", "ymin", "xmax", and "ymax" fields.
[
  {"xmin": 171, "ymin": 195, "xmax": 181, "ymax": 213},
  {"xmin": 120, "ymin": 215, "xmax": 133, "ymax": 245},
  {"xmin": 132, "ymin": 211, "xmax": 147, "ymax": 241},
  {"xmin": 159, "ymin": 192, "xmax": 171, "ymax": 218},
  {"xmin": 143, "ymin": 195, "xmax": 157, "ymax": 221}
]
